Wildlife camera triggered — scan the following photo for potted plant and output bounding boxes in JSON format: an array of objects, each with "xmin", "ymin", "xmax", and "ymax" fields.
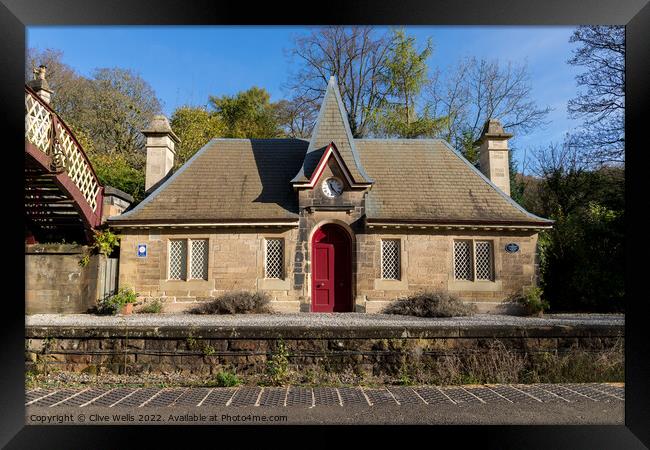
[
  {"xmin": 96, "ymin": 287, "xmax": 137, "ymax": 316},
  {"xmin": 119, "ymin": 301, "xmax": 134, "ymax": 316}
]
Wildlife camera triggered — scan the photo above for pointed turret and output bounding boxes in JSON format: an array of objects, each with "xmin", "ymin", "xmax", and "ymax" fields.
[{"xmin": 292, "ymin": 76, "xmax": 372, "ymax": 185}]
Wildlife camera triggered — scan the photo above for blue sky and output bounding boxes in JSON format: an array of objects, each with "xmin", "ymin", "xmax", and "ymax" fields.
[{"xmin": 27, "ymin": 26, "xmax": 583, "ymax": 173}]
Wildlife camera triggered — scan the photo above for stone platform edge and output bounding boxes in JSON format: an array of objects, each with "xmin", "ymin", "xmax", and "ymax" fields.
[{"xmin": 25, "ymin": 323, "xmax": 624, "ymax": 340}]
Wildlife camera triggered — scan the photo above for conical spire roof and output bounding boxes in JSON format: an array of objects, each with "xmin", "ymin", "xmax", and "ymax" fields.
[{"xmin": 291, "ymin": 76, "xmax": 372, "ymax": 184}]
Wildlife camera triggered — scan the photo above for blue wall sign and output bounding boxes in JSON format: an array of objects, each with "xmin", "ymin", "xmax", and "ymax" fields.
[
  {"xmin": 137, "ymin": 244, "xmax": 147, "ymax": 258},
  {"xmin": 505, "ymin": 243, "xmax": 519, "ymax": 253}
]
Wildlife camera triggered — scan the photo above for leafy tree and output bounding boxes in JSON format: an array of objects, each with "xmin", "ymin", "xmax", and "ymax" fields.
[
  {"xmin": 27, "ymin": 49, "xmax": 163, "ymax": 201},
  {"xmin": 509, "ymin": 154, "xmax": 526, "ymax": 205},
  {"xmin": 26, "ymin": 48, "xmax": 97, "ymax": 151},
  {"xmin": 522, "ymin": 143, "xmax": 624, "ymax": 312},
  {"xmin": 26, "ymin": 48, "xmax": 88, "ymax": 120},
  {"xmin": 372, "ymin": 29, "xmax": 446, "ymax": 138},
  {"xmin": 170, "ymin": 106, "xmax": 224, "ymax": 169},
  {"xmin": 286, "ymin": 26, "xmax": 392, "ymax": 137},
  {"xmin": 209, "ymin": 87, "xmax": 281, "ymax": 138},
  {"xmin": 81, "ymin": 68, "xmax": 163, "ymax": 157},
  {"xmin": 567, "ymin": 26, "xmax": 625, "ymax": 166},
  {"xmin": 169, "ymin": 88, "xmax": 309, "ymax": 168},
  {"xmin": 88, "ymin": 152, "xmax": 146, "ymax": 203},
  {"xmin": 27, "ymin": 51, "xmax": 162, "ymax": 158}
]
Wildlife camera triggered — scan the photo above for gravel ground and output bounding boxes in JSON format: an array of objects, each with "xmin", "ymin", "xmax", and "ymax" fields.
[{"xmin": 25, "ymin": 312, "xmax": 624, "ymax": 328}]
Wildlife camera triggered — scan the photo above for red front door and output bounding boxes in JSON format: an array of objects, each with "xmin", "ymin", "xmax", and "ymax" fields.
[
  {"xmin": 313, "ymin": 242, "xmax": 335, "ymax": 311},
  {"xmin": 311, "ymin": 224, "xmax": 352, "ymax": 312}
]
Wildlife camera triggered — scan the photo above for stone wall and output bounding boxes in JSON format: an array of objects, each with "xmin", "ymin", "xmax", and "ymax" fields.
[
  {"xmin": 25, "ymin": 244, "xmax": 106, "ymax": 314},
  {"xmin": 358, "ymin": 229, "xmax": 539, "ymax": 313},
  {"xmin": 118, "ymin": 226, "xmax": 538, "ymax": 314},
  {"xmin": 118, "ymin": 228, "xmax": 302, "ymax": 313},
  {"xmin": 25, "ymin": 323, "xmax": 623, "ymax": 376}
]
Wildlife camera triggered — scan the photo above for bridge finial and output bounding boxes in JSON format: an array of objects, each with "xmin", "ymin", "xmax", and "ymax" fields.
[
  {"xmin": 27, "ymin": 64, "xmax": 53, "ymax": 104},
  {"xmin": 36, "ymin": 65, "xmax": 47, "ymax": 80}
]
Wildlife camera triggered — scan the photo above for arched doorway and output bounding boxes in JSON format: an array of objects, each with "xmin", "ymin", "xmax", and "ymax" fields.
[{"xmin": 311, "ymin": 223, "xmax": 353, "ymax": 312}]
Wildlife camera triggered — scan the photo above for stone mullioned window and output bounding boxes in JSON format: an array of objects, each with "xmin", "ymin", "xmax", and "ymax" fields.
[
  {"xmin": 168, "ymin": 239, "xmax": 208, "ymax": 281},
  {"xmin": 454, "ymin": 239, "xmax": 494, "ymax": 281}
]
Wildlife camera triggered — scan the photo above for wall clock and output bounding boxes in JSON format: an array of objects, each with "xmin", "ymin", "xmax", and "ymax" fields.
[{"xmin": 322, "ymin": 177, "xmax": 343, "ymax": 198}]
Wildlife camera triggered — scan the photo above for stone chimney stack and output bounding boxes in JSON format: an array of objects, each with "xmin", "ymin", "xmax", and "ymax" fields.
[
  {"xmin": 143, "ymin": 115, "xmax": 180, "ymax": 193},
  {"xmin": 476, "ymin": 119, "xmax": 513, "ymax": 196},
  {"xmin": 27, "ymin": 65, "xmax": 53, "ymax": 104}
]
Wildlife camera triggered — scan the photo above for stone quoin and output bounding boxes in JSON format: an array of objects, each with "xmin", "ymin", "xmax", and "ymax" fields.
[{"xmin": 108, "ymin": 76, "xmax": 553, "ymax": 314}]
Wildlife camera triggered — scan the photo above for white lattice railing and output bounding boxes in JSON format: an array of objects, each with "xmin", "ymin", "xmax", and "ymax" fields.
[{"xmin": 25, "ymin": 87, "xmax": 102, "ymax": 214}]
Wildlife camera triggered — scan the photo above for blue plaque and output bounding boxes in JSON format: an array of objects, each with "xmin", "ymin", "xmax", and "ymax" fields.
[
  {"xmin": 505, "ymin": 243, "xmax": 519, "ymax": 253},
  {"xmin": 137, "ymin": 244, "xmax": 147, "ymax": 258}
]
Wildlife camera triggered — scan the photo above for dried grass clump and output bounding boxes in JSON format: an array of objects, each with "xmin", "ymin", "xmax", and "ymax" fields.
[
  {"xmin": 382, "ymin": 290, "xmax": 476, "ymax": 318},
  {"xmin": 189, "ymin": 291, "xmax": 273, "ymax": 315}
]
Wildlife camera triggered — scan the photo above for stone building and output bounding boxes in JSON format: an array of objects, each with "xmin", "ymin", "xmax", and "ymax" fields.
[{"xmin": 108, "ymin": 77, "xmax": 552, "ymax": 313}]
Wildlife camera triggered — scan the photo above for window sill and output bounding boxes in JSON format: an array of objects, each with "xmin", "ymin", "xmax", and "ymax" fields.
[
  {"xmin": 258, "ymin": 278, "xmax": 290, "ymax": 290},
  {"xmin": 448, "ymin": 279, "xmax": 502, "ymax": 292},
  {"xmin": 374, "ymin": 278, "xmax": 408, "ymax": 290},
  {"xmin": 161, "ymin": 279, "xmax": 213, "ymax": 290},
  {"xmin": 165, "ymin": 279, "xmax": 208, "ymax": 282}
]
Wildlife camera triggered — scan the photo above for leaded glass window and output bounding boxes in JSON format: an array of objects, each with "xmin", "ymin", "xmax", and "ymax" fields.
[
  {"xmin": 475, "ymin": 241, "xmax": 493, "ymax": 281},
  {"xmin": 453, "ymin": 239, "xmax": 494, "ymax": 281},
  {"xmin": 453, "ymin": 240, "xmax": 473, "ymax": 281},
  {"xmin": 169, "ymin": 239, "xmax": 187, "ymax": 280},
  {"xmin": 190, "ymin": 239, "xmax": 209, "ymax": 280},
  {"xmin": 381, "ymin": 239, "xmax": 401, "ymax": 280},
  {"xmin": 265, "ymin": 238, "xmax": 284, "ymax": 279}
]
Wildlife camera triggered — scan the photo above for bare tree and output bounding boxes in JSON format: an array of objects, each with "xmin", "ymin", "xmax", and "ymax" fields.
[
  {"xmin": 529, "ymin": 141, "xmax": 600, "ymax": 219},
  {"xmin": 567, "ymin": 26, "xmax": 625, "ymax": 166},
  {"xmin": 428, "ymin": 57, "xmax": 552, "ymax": 162},
  {"xmin": 275, "ymin": 98, "xmax": 317, "ymax": 138},
  {"xmin": 285, "ymin": 26, "xmax": 392, "ymax": 138}
]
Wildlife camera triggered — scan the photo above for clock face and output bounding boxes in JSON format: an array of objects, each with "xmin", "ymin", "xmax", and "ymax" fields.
[{"xmin": 322, "ymin": 177, "xmax": 344, "ymax": 198}]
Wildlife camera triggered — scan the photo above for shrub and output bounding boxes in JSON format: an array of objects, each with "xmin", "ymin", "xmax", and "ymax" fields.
[
  {"xmin": 213, "ymin": 371, "xmax": 241, "ymax": 387},
  {"xmin": 79, "ymin": 229, "xmax": 121, "ymax": 267},
  {"xmin": 512, "ymin": 286, "xmax": 549, "ymax": 316},
  {"xmin": 188, "ymin": 291, "xmax": 273, "ymax": 315},
  {"xmin": 96, "ymin": 287, "xmax": 137, "ymax": 315},
  {"xmin": 382, "ymin": 290, "xmax": 476, "ymax": 317},
  {"xmin": 138, "ymin": 299, "xmax": 163, "ymax": 314}
]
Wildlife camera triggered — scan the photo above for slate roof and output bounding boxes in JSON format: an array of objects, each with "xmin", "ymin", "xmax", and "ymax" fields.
[
  {"xmin": 356, "ymin": 139, "xmax": 551, "ymax": 225},
  {"xmin": 110, "ymin": 137, "xmax": 551, "ymax": 226},
  {"xmin": 111, "ymin": 139, "xmax": 308, "ymax": 223}
]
